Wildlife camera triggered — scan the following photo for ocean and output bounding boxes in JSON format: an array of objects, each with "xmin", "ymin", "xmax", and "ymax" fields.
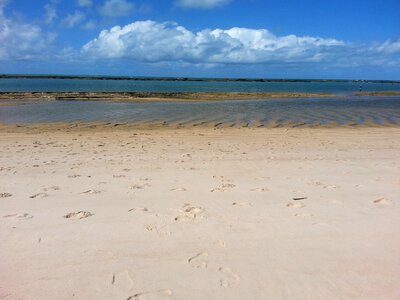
[
  {"xmin": 1, "ymin": 78, "xmax": 400, "ymax": 94},
  {"xmin": 1, "ymin": 78, "xmax": 400, "ymax": 126}
]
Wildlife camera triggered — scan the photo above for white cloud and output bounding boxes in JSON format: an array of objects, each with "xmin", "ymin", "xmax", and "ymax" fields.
[
  {"xmin": 376, "ymin": 40, "xmax": 400, "ymax": 54},
  {"xmin": 77, "ymin": 0, "xmax": 93, "ymax": 7},
  {"xmin": 175, "ymin": 0, "xmax": 231, "ymax": 9},
  {"xmin": 99, "ymin": 0, "xmax": 134, "ymax": 17},
  {"xmin": 0, "ymin": 2, "xmax": 55, "ymax": 60},
  {"xmin": 82, "ymin": 20, "xmax": 345, "ymax": 64},
  {"xmin": 44, "ymin": 4, "xmax": 57, "ymax": 24},
  {"xmin": 61, "ymin": 10, "xmax": 85, "ymax": 28}
]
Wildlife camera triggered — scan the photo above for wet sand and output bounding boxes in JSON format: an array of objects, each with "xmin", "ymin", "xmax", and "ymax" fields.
[{"xmin": 0, "ymin": 125, "xmax": 399, "ymax": 299}]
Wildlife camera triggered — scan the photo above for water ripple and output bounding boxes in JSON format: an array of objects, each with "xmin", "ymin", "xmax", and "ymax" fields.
[{"xmin": 1, "ymin": 97, "xmax": 400, "ymax": 127}]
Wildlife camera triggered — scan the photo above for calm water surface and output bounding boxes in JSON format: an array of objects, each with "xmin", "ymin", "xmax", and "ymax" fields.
[
  {"xmin": 1, "ymin": 78, "xmax": 400, "ymax": 94},
  {"xmin": 1, "ymin": 97, "xmax": 400, "ymax": 127}
]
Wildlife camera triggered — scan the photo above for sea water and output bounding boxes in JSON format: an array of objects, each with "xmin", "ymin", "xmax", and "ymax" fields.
[
  {"xmin": 1, "ymin": 78, "xmax": 400, "ymax": 94},
  {"xmin": 1, "ymin": 78, "xmax": 400, "ymax": 126},
  {"xmin": 1, "ymin": 97, "xmax": 399, "ymax": 126}
]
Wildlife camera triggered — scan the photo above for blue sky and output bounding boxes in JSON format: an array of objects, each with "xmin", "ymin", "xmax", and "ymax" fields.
[{"xmin": 0, "ymin": 0, "xmax": 399, "ymax": 79}]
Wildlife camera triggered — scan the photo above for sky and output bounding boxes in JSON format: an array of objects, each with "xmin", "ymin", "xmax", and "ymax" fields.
[{"xmin": 0, "ymin": 0, "xmax": 399, "ymax": 79}]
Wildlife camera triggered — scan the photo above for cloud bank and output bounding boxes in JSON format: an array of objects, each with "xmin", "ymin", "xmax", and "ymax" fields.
[{"xmin": 82, "ymin": 20, "xmax": 346, "ymax": 64}]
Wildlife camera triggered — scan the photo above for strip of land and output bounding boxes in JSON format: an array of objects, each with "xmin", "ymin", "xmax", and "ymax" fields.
[
  {"xmin": 0, "ymin": 92, "xmax": 339, "ymax": 103},
  {"xmin": 355, "ymin": 91, "xmax": 400, "ymax": 96},
  {"xmin": 0, "ymin": 125, "xmax": 399, "ymax": 299},
  {"xmin": 1, "ymin": 91, "xmax": 399, "ymax": 104}
]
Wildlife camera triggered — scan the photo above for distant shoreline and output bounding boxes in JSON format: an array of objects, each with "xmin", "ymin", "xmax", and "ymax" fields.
[
  {"xmin": 1, "ymin": 92, "xmax": 337, "ymax": 103},
  {"xmin": 0, "ymin": 91, "xmax": 400, "ymax": 103},
  {"xmin": 1, "ymin": 74, "xmax": 400, "ymax": 84}
]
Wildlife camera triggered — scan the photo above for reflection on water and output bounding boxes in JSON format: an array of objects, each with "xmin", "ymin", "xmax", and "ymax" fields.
[{"xmin": 1, "ymin": 97, "xmax": 400, "ymax": 127}]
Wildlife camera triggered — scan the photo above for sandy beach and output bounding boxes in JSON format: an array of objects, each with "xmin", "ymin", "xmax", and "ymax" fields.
[{"xmin": 0, "ymin": 125, "xmax": 399, "ymax": 299}]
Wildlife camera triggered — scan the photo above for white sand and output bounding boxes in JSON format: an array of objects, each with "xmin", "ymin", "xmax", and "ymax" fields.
[{"xmin": 0, "ymin": 126, "xmax": 399, "ymax": 299}]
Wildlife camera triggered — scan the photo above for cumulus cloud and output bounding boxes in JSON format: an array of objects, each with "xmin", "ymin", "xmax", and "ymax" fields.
[
  {"xmin": 61, "ymin": 10, "xmax": 85, "ymax": 28},
  {"xmin": 176, "ymin": 0, "xmax": 231, "ymax": 9},
  {"xmin": 99, "ymin": 0, "xmax": 134, "ymax": 17},
  {"xmin": 82, "ymin": 20, "xmax": 345, "ymax": 64},
  {"xmin": 77, "ymin": 0, "xmax": 93, "ymax": 7},
  {"xmin": 0, "ymin": 2, "xmax": 55, "ymax": 60}
]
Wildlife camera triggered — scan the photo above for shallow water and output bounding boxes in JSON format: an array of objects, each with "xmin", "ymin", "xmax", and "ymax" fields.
[
  {"xmin": 1, "ymin": 97, "xmax": 400, "ymax": 127},
  {"xmin": 1, "ymin": 78, "xmax": 400, "ymax": 94}
]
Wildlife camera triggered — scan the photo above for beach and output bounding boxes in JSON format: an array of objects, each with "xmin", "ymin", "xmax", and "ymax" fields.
[{"xmin": 1, "ymin": 124, "xmax": 399, "ymax": 299}]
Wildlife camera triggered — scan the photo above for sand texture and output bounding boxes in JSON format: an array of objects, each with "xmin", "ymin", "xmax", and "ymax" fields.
[{"xmin": 0, "ymin": 126, "xmax": 399, "ymax": 299}]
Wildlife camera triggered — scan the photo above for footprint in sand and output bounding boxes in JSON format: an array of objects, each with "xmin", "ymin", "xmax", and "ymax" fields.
[
  {"xmin": 222, "ymin": 183, "xmax": 235, "ymax": 188},
  {"xmin": 145, "ymin": 224, "xmax": 171, "ymax": 236},
  {"xmin": 111, "ymin": 270, "xmax": 134, "ymax": 291},
  {"xmin": 129, "ymin": 207, "xmax": 150, "ymax": 213},
  {"xmin": 188, "ymin": 252, "xmax": 209, "ymax": 268},
  {"xmin": 250, "ymin": 188, "xmax": 269, "ymax": 192},
  {"xmin": 170, "ymin": 188, "xmax": 187, "ymax": 192},
  {"xmin": 113, "ymin": 174, "xmax": 127, "ymax": 178},
  {"xmin": 232, "ymin": 202, "xmax": 253, "ymax": 207},
  {"xmin": 3, "ymin": 213, "xmax": 33, "ymax": 220},
  {"xmin": 81, "ymin": 189, "xmax": 101, "ymax": 194},
  {"xmin": 127, "ymin": 289, "xmax": 173, "ymax": 300},
  {"xmin": 29, "ymin": 193, "xmax": 49, "ymax": 199},
  {"xmin": 174, "ymin": 205, "xmax": 205, "ymax": 222},
  {"xmin": 68, "ymin": 174, "xmax": 81, "ymax": 178},
  {"xmin": 323, "ymin": 185, "xmax": 338, "ymax": 189},
  {"xmin": 0, "ymin": 193, "xmax": 12, "ymax": 198},
  {"xmin": 218, "ymin": 240, "xmax": 227, "ymax": 248},
  {"xmin": 373, "ymin": 198, "xmax": 391, "ymax": 206},
  {"xmin": 219, "ymin": 267, "xmax": 240, "ymax": 288},
  {"xmin": 130, "ymin": 184, "xmax": 150, "ymax": 190},
  {"xmin": 292, "ymin": 197, "xmax": 307, "ymax": 201},
  {"xmin": 312, "ymin": 181, "xmax": 338, "ymax": 189},
  {"xmin": 63, "ymin": 211, "xmax": 93, "ymax": 220},
  {"xmin": 286, "ymin": 202, "xmax": 305, "ymax": 209},
  {"xmin": 210, "ymin": 183, "xmax": 236, "ymax": 193},
  {"xmin": 294, "ymin": 213, "xmax": 313, "ymax": 218},
  {"xmin": 42, "ymin": 186, "xmax": 60, "ymax": 192}
]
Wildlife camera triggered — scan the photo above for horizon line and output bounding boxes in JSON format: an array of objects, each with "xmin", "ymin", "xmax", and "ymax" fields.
[{"xmin": 1, "ymin": 74, "xmax": 400, "ymax": 84}]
